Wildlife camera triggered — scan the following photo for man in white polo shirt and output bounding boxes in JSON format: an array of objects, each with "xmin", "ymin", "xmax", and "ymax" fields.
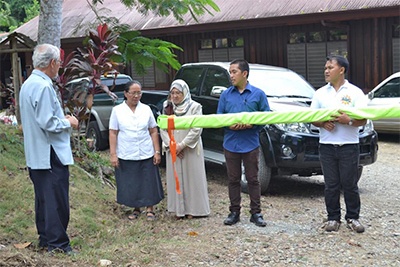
[{"xmin": 311, "ymin": 55, "xmax": 367, "ymax": 233}]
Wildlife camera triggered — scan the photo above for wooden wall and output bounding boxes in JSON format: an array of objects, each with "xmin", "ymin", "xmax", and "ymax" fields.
[
  {"xmin": 348, "ymin": 17, "xmax": 399, "ymax": 91},
  {"xmin": 152, "ymin": 16, "xmax": 399, "ymax": 92}
]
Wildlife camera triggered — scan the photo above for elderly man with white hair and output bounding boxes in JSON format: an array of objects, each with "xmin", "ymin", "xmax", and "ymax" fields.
[{"xmin": 19, "ymin": 44, "xmax": 78, "ymax": 255}]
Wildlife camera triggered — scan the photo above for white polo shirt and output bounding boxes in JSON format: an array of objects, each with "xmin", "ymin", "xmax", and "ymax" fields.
[
  {"xmin": 109, "ymin": 101, "xmax": 157, "ymax": 160},
  {"xmin": 311, "ymin": 80, "xmax": 368, "ymax": 144}
]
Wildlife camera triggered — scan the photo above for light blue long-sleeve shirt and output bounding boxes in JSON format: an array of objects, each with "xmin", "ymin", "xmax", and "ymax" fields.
[{"xmin": 19, "ymin": 69, "xmax": 74, "ymax": 169}]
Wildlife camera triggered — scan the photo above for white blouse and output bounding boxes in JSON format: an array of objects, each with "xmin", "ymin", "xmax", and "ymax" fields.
[{"xmin": 109, "ymin": 101, "xmax": 157, "ymax": 160}]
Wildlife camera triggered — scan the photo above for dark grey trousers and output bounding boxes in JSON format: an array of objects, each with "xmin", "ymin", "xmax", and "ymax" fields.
[
  {"xmin": 224, "ymin": 147, "xmax": 261, "ymax": 215},
  {"xmin": 29, "ymin": 147, "xmax": 71, "ymax": 252}
]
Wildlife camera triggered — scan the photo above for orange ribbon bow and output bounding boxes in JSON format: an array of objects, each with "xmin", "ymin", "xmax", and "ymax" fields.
[{"xmin": 168, "ymin": 116, "xmax": 181, "ymax": 194}]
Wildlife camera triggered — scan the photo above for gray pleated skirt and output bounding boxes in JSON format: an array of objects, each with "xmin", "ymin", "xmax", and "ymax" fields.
[{"xmin": 115, "ymin": 157, "xmax": 164, "ymax": 208}]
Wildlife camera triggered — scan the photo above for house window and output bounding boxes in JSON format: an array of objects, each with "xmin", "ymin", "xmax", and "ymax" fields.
[
  {"xmin": 200, "ymin": 39, "xmax": 213, "ymax": 49},
  {"xmin": 215, "ymin": 38, "xmax": 228, "ymax": 48},
  {"xmin": 287, "ymin": 30, "xmax": 348, "ymax": 88},
  {"xmin": 198, "ymin": 37, "xmax": 244, "ymax": 62},
  {"xmin": 329, "ymin": 30, "xmax": 348, "ymax": 41},
  {"xmin": 308, "ymin": 31, "xmax": 326, "ymax": 43},
  {"xmin": 289, "ymin": 33, "xmax": 305, "ymax": 44},
  {"xmin": 230, "ymin": 37, "xmax": 244, "ymax": 47}
]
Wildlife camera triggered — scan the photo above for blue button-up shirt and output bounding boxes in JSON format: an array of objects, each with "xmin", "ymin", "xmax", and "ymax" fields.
[
  {"xmin": 217, "ymin": 82, "xmax": 270, "ymax": 153},
  {"xmin": 19, "ymin": 69, "xmax": 73, "ymax": 169}
]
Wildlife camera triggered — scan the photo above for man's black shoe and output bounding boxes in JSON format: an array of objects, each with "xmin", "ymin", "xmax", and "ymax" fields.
[
  {"xmin": 224, "ymin": 212, "xmax": 240, "ymax": 225},
  {"xmin": 48, "ymin": 248, "xmax": 79, "ymax": 256},
  {"xmin": 65, "ymin": 249, "xmax": 80, "ymax": 256},
  {"xmin": 250, "ymin": 213, "xmax": 267, "ymax": 227}
]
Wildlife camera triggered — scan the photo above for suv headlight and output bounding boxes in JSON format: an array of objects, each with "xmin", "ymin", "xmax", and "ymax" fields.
[
  {"xmin": 274, "ymin": 123, "xmax": 311, "ymax": 134},
  {"xmin": 361, "ymin": 119, "xmax": 374, "ymax": 133}
]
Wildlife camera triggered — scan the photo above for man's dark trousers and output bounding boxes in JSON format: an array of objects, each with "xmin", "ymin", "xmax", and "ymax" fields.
[
  {"xmin": 224, "ymin": 147, "xmax": 261, "ymax": 215},
  {"xmin": 319, "ymin": 144, "xmax": 361, "ymax": 221},
  {"xmin": 29, "ymin": 147, "xmax": 71, "ymax": 252}
]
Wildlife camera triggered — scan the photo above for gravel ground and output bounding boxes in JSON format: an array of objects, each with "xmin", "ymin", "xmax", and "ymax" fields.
[{"xmin": 156, "ymin": 133, "xmax": 400, "ymax": 266}]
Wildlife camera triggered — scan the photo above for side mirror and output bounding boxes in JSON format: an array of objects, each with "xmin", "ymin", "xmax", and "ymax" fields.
[
  {"xmin": 210, "ymin": 86, "xmax": 227, "ymax": 98},
  {"xmin": 367, "ymin": 91, "xmax": 374, "ymax": 100}
]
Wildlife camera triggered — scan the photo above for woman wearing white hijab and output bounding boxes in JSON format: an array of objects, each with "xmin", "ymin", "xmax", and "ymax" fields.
[{"xmin": 160, "ymin": 79, "xmax": 210, "ymax": 219}]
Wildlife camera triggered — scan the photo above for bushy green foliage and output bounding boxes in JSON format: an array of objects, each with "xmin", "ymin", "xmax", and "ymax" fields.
[
  {"xmin": 0, "ymin": 0, "xmax": 17, "ymax": 30},
  {"xmin": 2, "ymin": 0, "xmax": 39, "ymax": 32},
  {"xmin": 91, "ymin": 0, "xmax": 220, "ymax": 23}
]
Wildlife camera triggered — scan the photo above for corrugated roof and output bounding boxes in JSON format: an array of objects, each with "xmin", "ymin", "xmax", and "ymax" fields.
[{"xmin": 14, "ymin": 0, "xmax": 400, "ymax": 41}]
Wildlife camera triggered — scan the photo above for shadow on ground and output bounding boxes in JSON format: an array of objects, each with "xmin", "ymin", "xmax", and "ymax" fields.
[
  {"xmin": 377, "ymin": 133, "xmax": 400, "ymax": 143},
  {"xmin": 205, "ymin": 162, "xmax": 325, "ymax": 198},
  {"xmin": 267, "ymin": 175, "xmax": 325, "ymax": 198}
]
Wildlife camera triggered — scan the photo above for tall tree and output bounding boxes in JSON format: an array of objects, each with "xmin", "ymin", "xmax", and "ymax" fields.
[
  {"xmin": 3, "ymin": 0, "xmax": 39, "ymax": 31},
  {"xmin": 37, "ymin": 0, "xmax": 63, "ymax": 47},
  {"xmin": 37, "ymin": 0, "xmax": 219, "ymax": 47},
  {"xmin": 92, "ymin": 0, "xmax": 219, "ymax": 23},
  {"xmin": 0, "ymin": 0, "xmax": 17, "ymax": 31}
]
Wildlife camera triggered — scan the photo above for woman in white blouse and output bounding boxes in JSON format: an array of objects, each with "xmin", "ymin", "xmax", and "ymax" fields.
[{"xmin": 109, "ymin": 80, "xmax": 164, "ymax": 221}]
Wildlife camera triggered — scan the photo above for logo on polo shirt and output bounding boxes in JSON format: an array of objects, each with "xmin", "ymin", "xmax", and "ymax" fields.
[{"xmin": 341, "ymin": 95, "xmax": 352, "ymax": 105}]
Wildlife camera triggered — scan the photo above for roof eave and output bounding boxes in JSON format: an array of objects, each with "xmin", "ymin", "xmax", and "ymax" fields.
[{"xmin": 140, "ymin": 6, "xmax": 400, "ymax": 36}]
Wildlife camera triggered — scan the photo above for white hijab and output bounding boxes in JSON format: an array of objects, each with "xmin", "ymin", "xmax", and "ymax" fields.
[{"xmin": 170, "ymin": 79, "xmax": 192, "ymax": 116}]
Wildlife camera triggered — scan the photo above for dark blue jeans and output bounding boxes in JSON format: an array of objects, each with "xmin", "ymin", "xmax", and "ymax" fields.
[{"xmin": 319, "ymin": 144, "xmax": 361, "ymax": 221}]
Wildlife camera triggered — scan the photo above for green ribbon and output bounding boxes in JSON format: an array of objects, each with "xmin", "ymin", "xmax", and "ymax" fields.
[{"xmin": 157, "ymin": 106, "xmax": 400, "ymax": 130}]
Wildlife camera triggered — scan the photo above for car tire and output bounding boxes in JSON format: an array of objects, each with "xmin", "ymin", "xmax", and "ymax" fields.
[
  {"xmin": 240, "ymin": 151, "xmax": 272, "ymax": 194},
  {"xmin": 86, "ymin": 121, "xmax": 108, "ymax": 151}
]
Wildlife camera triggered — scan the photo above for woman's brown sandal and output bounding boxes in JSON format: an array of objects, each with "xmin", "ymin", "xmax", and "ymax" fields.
[
  {"xmin": 146, "ymin": 211, "xmax": 156, "ymax": 221},
  {"xmin": 128, "ymin": 210, "xmax": 141, "ymax": 220}
]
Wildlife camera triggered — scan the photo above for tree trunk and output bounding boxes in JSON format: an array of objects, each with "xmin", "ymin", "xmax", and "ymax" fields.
[{"xmin": 37, "ymin": 0, "xmax": 63, "ymax": 47}]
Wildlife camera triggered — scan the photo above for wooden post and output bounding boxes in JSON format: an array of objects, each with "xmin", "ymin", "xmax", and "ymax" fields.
[{"xmin": 11, "ymin": 36, "xmax": 21, "ymax": 125}]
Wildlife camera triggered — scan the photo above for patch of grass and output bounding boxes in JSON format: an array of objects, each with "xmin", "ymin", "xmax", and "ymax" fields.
[{"xmin": 0, "ymin": 123, "xmax": 204, "ymax": 266}]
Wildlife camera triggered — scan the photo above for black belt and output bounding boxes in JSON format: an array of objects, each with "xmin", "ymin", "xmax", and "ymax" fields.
[{"xmin": 322, "ymin": 143, "xmax": 356, "ymax": 147}]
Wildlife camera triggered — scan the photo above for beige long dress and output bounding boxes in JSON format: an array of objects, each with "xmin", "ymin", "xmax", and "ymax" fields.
[{"xmin": 160, "ymin": 101, "xmax": 210, "ymax": 217}]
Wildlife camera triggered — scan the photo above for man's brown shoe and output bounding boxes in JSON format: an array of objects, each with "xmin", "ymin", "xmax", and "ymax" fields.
[
  {"xmin": 346, "ymin": 219, "xmax": 365, "ymax": 233},
  {"xmin": 325, "ymin": 220, "xmax": 340, "ymax": 232}
]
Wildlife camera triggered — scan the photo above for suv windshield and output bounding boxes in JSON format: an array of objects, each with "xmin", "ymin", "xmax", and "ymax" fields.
[{"xmin": 249, "ymin": 69, "xmax": 315, "ymax": 98}]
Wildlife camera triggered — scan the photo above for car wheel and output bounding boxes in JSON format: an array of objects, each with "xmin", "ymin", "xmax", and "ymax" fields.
[
  {"xmin": 86, "ymin": 121, "xmax": 108, "ymax": 151},
  {"xmin": 240, "ymin": 151, "xmax": 272, "ymax": 194}
]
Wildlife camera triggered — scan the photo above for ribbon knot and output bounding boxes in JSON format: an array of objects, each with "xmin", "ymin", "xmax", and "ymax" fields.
[{"xmin": 168, "ymin": 116, "xmax": 181, "ymax": 194}]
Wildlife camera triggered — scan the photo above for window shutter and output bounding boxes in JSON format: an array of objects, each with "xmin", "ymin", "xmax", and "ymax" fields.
[
  {"xmin": 307, "ymin": 43, "xmax": 326, "ymax": 88},
  {"xmin": 287, "ymin": 43, "xmax": 307, "ymax": 79},
  {"xmin": 213, "ymin": 49, "xmax": 229, "ymax": 61},
  {"xmin": 199, "ymin": 50, "xmax": 213, "ymax": 62},
  {"xmin": 393, "ymin": 38, "xmax": 400, "ymax": 73},
  {"xmin": 130, "ymin": 62, "xmax": 155, "ymax": 88},
  {"xmin": 228, "ymin": 48, "xmax": 244, "ymax": 61}
]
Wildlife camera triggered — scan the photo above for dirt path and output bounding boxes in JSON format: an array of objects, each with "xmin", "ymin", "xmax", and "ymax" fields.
[{"xmin": 150, "ymin": 134, "xmax": 400, "ymax": 266}]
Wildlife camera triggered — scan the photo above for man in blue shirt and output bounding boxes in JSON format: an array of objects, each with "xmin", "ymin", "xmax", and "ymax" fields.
[
  {"xmin": 217, "ymin": 59, "xmax": 270, "ymax": 227},
  {"xmin": 19, "ymin": 44, "xmax": 78, "ymax": 254}
]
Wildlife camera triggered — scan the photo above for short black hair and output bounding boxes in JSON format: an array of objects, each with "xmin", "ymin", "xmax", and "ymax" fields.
[
  {"xmin": 326, "ymin": 55, "xmax": 349, "ymax": 74},
  {"xmin": 230, "ymin": 59, "xmax": 250, "ymax": 78},
  {"xmin": 124, "ymin": 80, "xmax": 142, "ymax": 92}
]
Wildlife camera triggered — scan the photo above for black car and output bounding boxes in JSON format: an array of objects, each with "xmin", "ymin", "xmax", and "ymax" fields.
[{"xmin": 169, "ymin": 62, "xmax": 378, "ymax": 193}]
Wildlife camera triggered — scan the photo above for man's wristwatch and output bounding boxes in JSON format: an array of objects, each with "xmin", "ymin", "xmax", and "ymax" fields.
[
  {"xmin": 348, "ymin": 118, "xmax": 354, "ymax": 126},
  {"xmin": 155, "ymin": 151, "xmax": 161, "ymax": 154}
]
